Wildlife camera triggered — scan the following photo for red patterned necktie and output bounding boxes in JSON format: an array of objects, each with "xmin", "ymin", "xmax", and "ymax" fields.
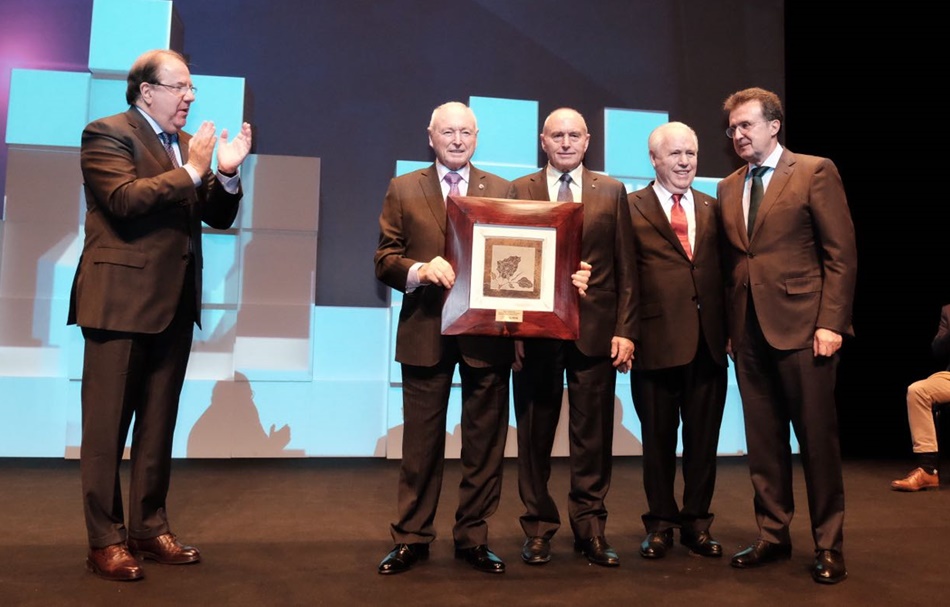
[
  {"xmin": 670, "ymin": 193, "xmax": 692, "ymax": 259},
  {"xmin": 158, "ymin": 132, "xmax": 180, "ymax": 168}
]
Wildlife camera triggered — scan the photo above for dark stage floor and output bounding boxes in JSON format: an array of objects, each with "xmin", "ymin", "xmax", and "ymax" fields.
[{"xmin": 0, "ymin": 456, "xmax": 945, "ymax": 606}]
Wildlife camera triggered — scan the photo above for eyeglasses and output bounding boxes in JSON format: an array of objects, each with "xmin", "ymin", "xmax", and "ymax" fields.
[
  {"xmin": 151, "ymin": 82, "xmax": 198, "ymax": 96},
  {"xmin": 725, "ymin": 120, "xmax": 763, "ymax": 139}
]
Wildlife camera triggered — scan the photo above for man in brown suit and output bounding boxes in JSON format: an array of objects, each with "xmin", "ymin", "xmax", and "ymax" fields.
[
  {"xmin": 718, "ymin": 87, "xmax": 856, "ymax": 584},
  {"xmin": 512, "ymin": 108, "xmax": 636, "ymax": 567},
  {"xmin": 627, "ymin": 122, "xmax": 727, "ymax": 560},
  {"xmin": 68, "ymin": 49, "xmax": 252, "ymax": 581},
  {"xmin": 374, "ymin": 101, "xmax": 517, "ymax": 575}
]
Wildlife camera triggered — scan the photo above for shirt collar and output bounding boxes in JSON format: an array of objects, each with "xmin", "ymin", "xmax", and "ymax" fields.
[
  {"xmin": 545, "ymin": 163, "xmax": 583, "ymax": 189},
  {"xmin": 436, "ymin": 162, "xmax": 471, "ymax": 184}
]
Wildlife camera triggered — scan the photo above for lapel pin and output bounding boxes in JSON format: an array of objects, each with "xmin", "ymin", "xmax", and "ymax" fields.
[{"xmin": 478, "ymin": 183, "xmax": 484, "ymax": 190}]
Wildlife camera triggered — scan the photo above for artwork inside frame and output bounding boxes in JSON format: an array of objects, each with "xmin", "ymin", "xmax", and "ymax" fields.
[
  {"xmin": 483, "ymin": 236, "xmax": 544, "ymax": 299},
  {"xmin": 442, "ymin": 195, "xmax": 583, "ymax": 339}
]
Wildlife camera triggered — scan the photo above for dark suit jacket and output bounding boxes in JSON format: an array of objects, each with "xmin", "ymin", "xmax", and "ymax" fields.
[
  {"xmin": 511, "ymin": 167, "xmax": 636, "ymax": 357},
  {"xmin": 628, "ymin": 186, "xmax": 726, "ymax": 370},
  {"xmin": 717, "ymin": 148, "xmax": 857, "ymax": 350},
  {"xmin": 375, "ymin": 163, "xmax": 516, "ymax": 368},
  {"xmin": 68, "ymin": 108, "xmax": 241, "ymax": 333}
]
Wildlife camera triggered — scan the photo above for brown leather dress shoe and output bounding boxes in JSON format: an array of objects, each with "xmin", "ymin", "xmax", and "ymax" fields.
[
  {"xmin": 890, "ymin": 467, "xmax": 939, "ymax": 491},
  {"xmin": 680, "ymin": 530, "xmax": 723, "ymax": 557},
  {"xmin": 574, "ymin": 536, "xmax": 620, "ymax": 567},
  {"xmin": 128, "ymin": 532, "xmax": 201, "ymax": 564},
  {"xmin": 812, "ymin": 549, "xmax": 847, "ymax": 584},
  {"xmin": 86, "ymin": 543, "xmax": 144, "ymax": 581},
  {"xmin": 730, "ymin": 539, "xmax": 792, "ymax": 568}
]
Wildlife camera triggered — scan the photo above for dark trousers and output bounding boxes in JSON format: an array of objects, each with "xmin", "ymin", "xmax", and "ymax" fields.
[
  {"xmin": 392, "ymin": 339, "xmax": 510, "ymax": 549},
  {"xmin": 80, "ymin": 270, "xmax": 196, "ymax": 548},
  {"xmin": 630, "ymin": 340, "xmax": 727, "ymax": 534},
  {"xmin": 734, "ymin": 302, "xmax": 845, "ymax": 552},
  {"xmin": 513, "ymin": 338, "xmax": 616, "ymax": 540}
]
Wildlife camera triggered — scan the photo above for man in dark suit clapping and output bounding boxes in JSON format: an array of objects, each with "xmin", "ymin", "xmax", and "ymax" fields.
[{"xmin": 69, "ymin": 49, "xmax": 251, "ymax": 581}]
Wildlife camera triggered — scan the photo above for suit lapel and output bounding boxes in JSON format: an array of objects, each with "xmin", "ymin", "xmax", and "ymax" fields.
[
  {"xmin": 127, "ymin": 108, "xmax": 177, "ymax": 171},
  {"xmin": 725, "ymin": 167, "xmax": 749, "ymax": 247},
  {"xmin": 523, "ymin": 169, "xmax": 548, "ymax": 201},
  {"xmin": 632, "ymin": 187, "xmax": 685, "ymax": 256},
  {"xmin": 692, "ymin": 188, "xmax": 711, "ymax": 257},
  {"xmin": 419, "ymin": 165, "xmax": 446, "ymax": 234},
  {"xmin": 750, "ymin": 149, "xmax": 795, "ymax": 239},
  {"xmin": 469, "ymin": 165, "xmax": 489, "ymax": 198}
]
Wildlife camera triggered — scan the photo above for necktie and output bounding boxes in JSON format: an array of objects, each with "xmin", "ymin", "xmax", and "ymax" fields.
[
  {"xmin": 670, "ymin": 193, "xmax": 692, "ymax": 259},
  {"xmin": 557, "ymin": 173, "xmax": 573, "ymax": 202},
  {"xmin": 747, "ymin": 165, "xmax": 769, "ymax": 236},
  {"xmin": 444, "ymin": 171, "xmax": 462, "ymax": 199},
  {"xmin": 158, "ymin": 132, "xmax": 181, "ymax": 168}
]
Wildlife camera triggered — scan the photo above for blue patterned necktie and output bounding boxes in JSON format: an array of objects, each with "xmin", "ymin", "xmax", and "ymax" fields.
[{"xmin": 158, "ymin": 132, "xmax": 181, "ymax": 168}]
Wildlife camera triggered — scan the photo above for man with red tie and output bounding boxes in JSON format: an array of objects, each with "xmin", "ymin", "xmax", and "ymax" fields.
[{"xmin": 627, "ymin": 122, "xmax": 728, "ymax": 561}]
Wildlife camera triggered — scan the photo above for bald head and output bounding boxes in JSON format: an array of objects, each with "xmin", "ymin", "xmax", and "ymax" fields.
[{"xmin": 541, "ymin": 108, "xmax": 590, "ymax": 173}]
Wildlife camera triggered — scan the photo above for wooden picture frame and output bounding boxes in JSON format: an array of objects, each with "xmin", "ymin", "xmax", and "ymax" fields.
[{"xmin": 442, "ymin": 195, "xmax": 582, "ymax": 339}]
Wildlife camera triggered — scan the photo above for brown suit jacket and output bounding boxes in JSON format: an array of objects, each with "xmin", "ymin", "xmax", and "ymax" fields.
[
  {"xmin": 375, "ymin": 163, "xmax": 516, "ymax": 367},
  {"xmin": 511, "ymin": 167, "xmax": 636, "ymax": 357},
  {"xmin": 717, "ymin": 148, "xmax": 857, "ymax": 350},
  {"xmin": 68, "ymin": 108, "xmax": 241, "ymax": 332},
  {"xmin": 628, "ymin": 186, "xmax": 726, "ymax": 370}
]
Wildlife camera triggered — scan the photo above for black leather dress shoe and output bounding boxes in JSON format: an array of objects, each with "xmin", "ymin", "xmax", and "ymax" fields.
[
  {"xmin": 680, "ymin": 530, "xmax": 723, "ymax": 557},
  {"xmin": 455, "ymin": 545, "xmax": 505, "ymax": 573},
  {"xmin": 521, "ymin": 536, "xmax": 551, "ymax": 565},
  {"xmin": 730, "ymin": 539, "xmax": 792, "ymax": 568},
  {"xmin": 378, "ymin": 543, "xmax": 429, "ymax": 575},
  {"xmin": 812, "ymin": 549, "xmax": 847, "ymax": 584},
  {"xmin": 639, "ymin": 529, "xmax": 673, "ymax": 559},
  {"xmin": 574, "ymin": 536, "xmax": 620, "ymax": 567}
]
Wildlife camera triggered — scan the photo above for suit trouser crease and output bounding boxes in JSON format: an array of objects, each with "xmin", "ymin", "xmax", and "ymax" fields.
[
  {"xmin": 734, "ymin": 302, "xmax": 845, "ymax": 552},
  {"xmin": 513, "ymin": 339, "xmax": 616, "ymax": 540},
  {"xmin": 631, "ymin": 339, "xmax": 727, "ymax": 533},
  {"xmin": 80, "ymin": 268, "xmax": 195, "ymax": 548},
  {"xmin": 393, "ymin": 342, "xmax": 509, "ymax": 548}
]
